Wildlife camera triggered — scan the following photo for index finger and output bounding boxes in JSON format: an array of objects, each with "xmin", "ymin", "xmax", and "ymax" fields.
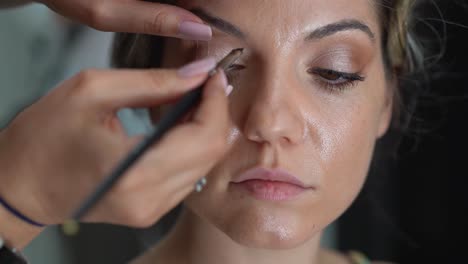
[
  {"xmin": 92, "ymin": 1, "xmax": 212, "ymax": 40},
  {"xmin": 73, "ymin": 66, "xmax": 213, "ymax": 110}
]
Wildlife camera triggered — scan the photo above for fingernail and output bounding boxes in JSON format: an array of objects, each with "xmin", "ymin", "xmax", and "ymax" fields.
[
  {"xmin": 225, "ymin": 84, "xmax": 234, "ymax": 96},
  {"xmin": 178, "ymin": 21, "xmax": 212, "ymax": 41},
  {"xmin": 178, "ymin": 57, "xmax": 216, "ymax": 78}
]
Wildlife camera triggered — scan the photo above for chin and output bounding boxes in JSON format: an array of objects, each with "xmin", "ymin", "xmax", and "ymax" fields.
[
  {"xmin": 188, "ymin": 194, "xmax": 321, "ymax": 250},
  {"xmin": 226, "ymin": 206, "xmax": 320, "ymax": 249}
]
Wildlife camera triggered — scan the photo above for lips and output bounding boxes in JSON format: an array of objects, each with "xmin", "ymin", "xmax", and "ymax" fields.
[{"xmin": 230, "ymin": 167, "xmax": 314, "ymax": 201}]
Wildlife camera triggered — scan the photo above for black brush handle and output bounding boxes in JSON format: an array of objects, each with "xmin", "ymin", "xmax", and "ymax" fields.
[{"xmin": 72, "ymin": 87, "xmax": 202, "ymax": 220}]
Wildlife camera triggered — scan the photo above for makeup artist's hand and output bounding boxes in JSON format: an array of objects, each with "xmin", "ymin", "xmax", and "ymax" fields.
[
  {"xmin": 0, "ymin": 59, "xmax": 231, "ymax": 248},
  {"xmin": 33, "ymin": 0, "xmax": 212, "ymax": 40}
]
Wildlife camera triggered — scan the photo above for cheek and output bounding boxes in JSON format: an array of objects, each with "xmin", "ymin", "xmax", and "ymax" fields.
[
  {"xmin": 315, "ymin": 90, "xmax": 385, "ymax": 219},
  {"xmin": 323, "ymin": 117, "xmax": 374, "ymax": 199}
]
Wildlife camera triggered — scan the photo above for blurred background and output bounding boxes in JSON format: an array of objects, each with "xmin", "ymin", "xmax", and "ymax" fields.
[{"xmin": 0, "ymin": 1, "xmax": 466, "ymax": 263}]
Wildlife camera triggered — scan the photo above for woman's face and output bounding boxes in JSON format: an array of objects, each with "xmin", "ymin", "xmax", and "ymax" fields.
[{"xmin": 159, "ymin": 0, "xmax": 392, "ymax": 249}]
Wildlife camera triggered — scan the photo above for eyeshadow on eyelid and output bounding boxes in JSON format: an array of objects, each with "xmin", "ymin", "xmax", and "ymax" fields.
[
  {"xmin": 316, "ymin": 58, "xmax": 358, "ymax": 72},
  {"xmin": 187, "ymin": 39, "xmax": 230, "ymax": 57},
  {"xmin": 310, "ymin": 52, "xmax": 359, "ymax": 71}
]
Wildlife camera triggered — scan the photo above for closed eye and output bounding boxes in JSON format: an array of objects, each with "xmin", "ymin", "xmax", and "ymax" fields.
[
  {"xmin": 224, "ymin": 64, "xmax": 246, "ymax": 83},
  {"xmin": 308, "ymin": 68, "xmax": 365, "ymax": 92},
  {"xmin": 226, "ymin": 64, "xmax": 246, "ymax": 72}
]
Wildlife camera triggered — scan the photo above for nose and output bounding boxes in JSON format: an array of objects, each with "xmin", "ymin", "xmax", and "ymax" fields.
[{"xmin": 242, "ymin": 70, "xmax": 305, "ymax": 147}]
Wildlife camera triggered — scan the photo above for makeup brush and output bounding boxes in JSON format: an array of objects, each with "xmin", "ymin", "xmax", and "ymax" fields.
[{"xmin": 62, "ymin": 48, "xmax": 244, "ymax": 234}]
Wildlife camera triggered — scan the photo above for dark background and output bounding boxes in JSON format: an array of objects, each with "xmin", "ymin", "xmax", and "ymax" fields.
[{"xmin": 339, "ymin": 1, "xmax": 468, "ymax": 263}]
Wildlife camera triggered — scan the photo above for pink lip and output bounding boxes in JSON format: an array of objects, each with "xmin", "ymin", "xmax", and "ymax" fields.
[{"xmin": 231, "ymin": 167, "xmax": 314, "ymax": 201}]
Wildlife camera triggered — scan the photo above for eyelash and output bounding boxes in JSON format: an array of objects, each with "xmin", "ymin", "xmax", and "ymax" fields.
[
  {"xmin": 225, "ymin": 64, "xmax": 365, "ymax": 92},
  {"xmin": 308, "ymin": 68, "xmax": 365, "ymax": 92},
  {"xmin": 225, "ymin": 64, "xmax": 245, "ymax": 82}
]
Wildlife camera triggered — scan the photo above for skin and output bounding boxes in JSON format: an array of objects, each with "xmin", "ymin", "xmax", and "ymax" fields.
[{"xmin": 135, "ymin": 0, "xmax": 393, "ymax": 263}]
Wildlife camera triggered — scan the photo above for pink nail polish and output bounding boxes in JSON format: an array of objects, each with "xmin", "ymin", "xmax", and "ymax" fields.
[
  {"xmin": 178, "ymin": 21, "xmax": 212, "ymax": 41},
  {"xmin": 178, "ymin": 57, "xmax": 216, "ymax": 78},
  {"xmin": 225, "ymin": 85, "xmax": 234, "ymax": 96},
  {"xmin": 218, "ymin": 70, "xmax": 228, "ymax": 88}
]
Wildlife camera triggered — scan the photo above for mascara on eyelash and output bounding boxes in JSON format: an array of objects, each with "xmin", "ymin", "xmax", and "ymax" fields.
[{"xmin": 309, "ymin": 68, "xmax": 365, "ymax": 81}]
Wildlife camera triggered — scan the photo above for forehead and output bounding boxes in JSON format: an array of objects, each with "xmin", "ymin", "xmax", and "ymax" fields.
[{"xmin": 178, "ymin": 0, "xmax": 381, "ymax": 42}]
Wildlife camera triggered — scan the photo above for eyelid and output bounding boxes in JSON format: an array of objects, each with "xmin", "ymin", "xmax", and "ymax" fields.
[
  {"xmin": 308, "ymin": 68, "xmax": 365, "ymax": 81},
  {"xmin": 307, "ymin": 67, "xmax": 366, "ymax": 93},
  {"xmin": 309, "ymin": 48, "xmax": 354, "ymax": 63},
  {"xmin": 226, "ymin": 63, "xmax": 246, "ymax": 71},
  {"xmin": 308, "ymin": 48, "xmax": 362, "ymax": 73}
]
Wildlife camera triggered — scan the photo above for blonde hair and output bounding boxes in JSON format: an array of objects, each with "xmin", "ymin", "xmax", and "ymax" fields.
[{"xmin": 377, "ymin": 0, "xmax": 424, "ymax": 75}]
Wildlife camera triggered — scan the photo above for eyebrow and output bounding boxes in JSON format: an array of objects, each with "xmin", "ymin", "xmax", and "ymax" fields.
[
  {"xmin": 306, "ymin": 19, "xmax": 375, "ymax": 42},
  {"xmin": 190, "ymin": 8, "xmax": 375, "ymax": 43},
  {"xmin": 190, "ymin": 8, "xmax": 246, "ymax": 39}
]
